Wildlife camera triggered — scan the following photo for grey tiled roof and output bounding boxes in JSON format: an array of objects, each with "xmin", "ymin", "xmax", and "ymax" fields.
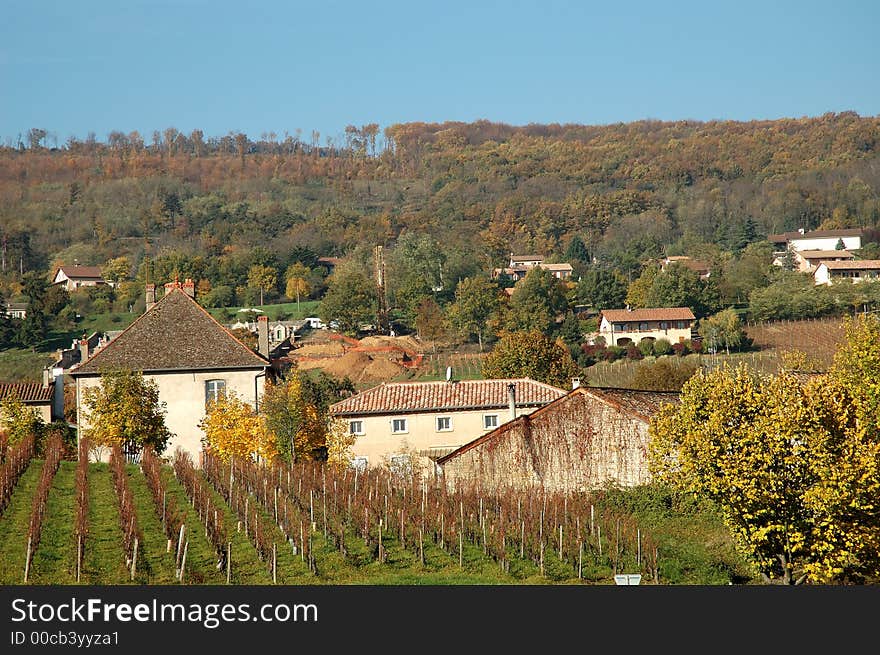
[{"xmin": 71, "ymin": 288, "xmax": 269, "ymax": 375}]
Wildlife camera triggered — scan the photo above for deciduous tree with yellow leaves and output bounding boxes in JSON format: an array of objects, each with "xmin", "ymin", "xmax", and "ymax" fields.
[
  {"xmin": 648, "ymin": 314, "xmax": 880, "ymax": 584},
  {"xmin": 82, "ymin": 370, "xmax": 172, "ymax": 457},
  {"xmin": 199, "ymin": 391, "xmax": 277, "ymax": 463},
  {"xmin": 260, "ymin": 376, "xmax": 328, "ymax": 463}
]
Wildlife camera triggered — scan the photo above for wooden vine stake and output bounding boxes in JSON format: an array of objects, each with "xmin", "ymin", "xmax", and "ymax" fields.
[
  {"xmin": 130, "ymin": 537, "xmax": 139, "ymax": 581},
  {"xmin": 227, "ymin": 542, "xmax": 232, "ymax": 584},
  {"xmin": 179, "ymin": 541, "xmax": 188, "ymax": 583},
  {"xmin": 76, "ymin": 536, "xmax": 82, "ymax": 583},
  {"xmin": 23, "ymin": 537, "xmax": 32, "ymax": 583}
]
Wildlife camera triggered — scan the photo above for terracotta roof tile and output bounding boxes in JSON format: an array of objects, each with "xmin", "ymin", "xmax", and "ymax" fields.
[
  {"xmin": 0, "ymin": 382, "xmax": 54, "ymax": 403},
  {"xmin": 601, "ymin": 307, "xmax": 695, "ymax": 322},
  {"xmin": 822, "ymin": 260, "xmax": 880, "ymax": 270},
  {"xmin": 329, "ymin": 378, "xmax": 566, "ymax": 416},
  {"xmin": 71, "ymin": 288, "xmax": 269, "ymax": 375},
  {"xmin": 799, "ymin": 250, "xmax": 854, "ymax": 259}
]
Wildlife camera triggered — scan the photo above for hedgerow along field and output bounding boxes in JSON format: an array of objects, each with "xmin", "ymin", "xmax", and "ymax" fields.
[{"xmin": 0, "ymin": 443, "xmax": 753, "ymax": 585}]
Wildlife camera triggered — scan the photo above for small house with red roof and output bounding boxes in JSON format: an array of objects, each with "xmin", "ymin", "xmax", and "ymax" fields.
[
  {"xmin": 70, "ymin": 280, "xmax": 271, "ymax": 462},
  {"xmin": 0, "ymin": 380, "xmax": 56, "ymax": 423},
  {"xmin": 329, "ymin": 377, "xmax": 567, "ymax": 471}
]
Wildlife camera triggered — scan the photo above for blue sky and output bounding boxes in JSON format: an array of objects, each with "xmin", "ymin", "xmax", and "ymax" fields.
[{"xmin": 2, "ymin": 0, "xmax": 878, "ymax": 146}]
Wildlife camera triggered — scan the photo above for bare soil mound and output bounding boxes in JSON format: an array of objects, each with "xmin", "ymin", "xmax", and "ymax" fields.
[
  {"xmin": 357, "ymin": 335, "xmax": 423, "ymax": 351},
  {"xmin": 294, "ymin": 341, "xmax": 346, "ymax": 357}
]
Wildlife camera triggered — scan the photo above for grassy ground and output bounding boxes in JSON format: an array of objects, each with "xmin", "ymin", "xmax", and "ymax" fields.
[
  {"xmin": 125, "ymin": 463, "xmax": 184, "ymax": 584},
  {"xmin": 81, "ymin": 463, "xmax": 130, "ymax": 584},
  {"xmin": 0, "ymin": 460, "xmax": 41, "ymax": 583},
  {"xmin": 158, "ymin": 467, "xmax": 227, "ymax": 585},
  {"xmin": 30, "ymin": 460, "xmax": 77, "ymax": 584},
  {"xmin": 0, "ymin": 349, "xmax": 56, "ymax": 382},
  {"xmin": 207, "ymin": 300, "xmax": 320, "ymax": 323}
]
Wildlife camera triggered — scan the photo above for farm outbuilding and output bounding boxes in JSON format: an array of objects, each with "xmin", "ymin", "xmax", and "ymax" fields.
[{"xmin": 437, "ymin": 386, "xmax": 679, "ymax": 493}]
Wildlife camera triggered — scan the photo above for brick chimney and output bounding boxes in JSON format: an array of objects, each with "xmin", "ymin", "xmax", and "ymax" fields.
[
  {"xmin": 183, "ymin": 278, "xmax": 195, "ymax": 299},
  {"xmin": 145, "ymin": 284, "xmax": 156, "ymax": 312},
  {"xmin": 79, "ymin": 338, "xmax": 89, "ymax": 364},
  {"xmin": 507, "ymin": 382, "xmax": 517, "ymax": 422},
  {"xmin": 257, "ymin": 315, "xmax": 269, "ymax": 358}
]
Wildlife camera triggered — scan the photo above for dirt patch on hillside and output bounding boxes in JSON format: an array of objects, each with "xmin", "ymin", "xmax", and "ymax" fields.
[
  {"xmin": 288, "ymin": 332, "xmax": 425, "ymax": 383},
  {"xmin": 294, "ymin": 341, "xmax": 346, "ymax": 357}
]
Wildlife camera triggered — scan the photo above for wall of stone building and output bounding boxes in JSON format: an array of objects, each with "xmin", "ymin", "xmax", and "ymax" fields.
[{"xmin": 440, "ymin": 393, "xmax": 651, "ymax": 493}]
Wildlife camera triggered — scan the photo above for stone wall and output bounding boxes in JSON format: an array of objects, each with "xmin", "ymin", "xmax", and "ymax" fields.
[{"xmin": 440, "ymin": 392, "xmax": 652, "ymax": 493}]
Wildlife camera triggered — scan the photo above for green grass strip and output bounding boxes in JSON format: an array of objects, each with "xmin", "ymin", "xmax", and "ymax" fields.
[
  {"xmin": 124, "ymin": 464, "xmax": 182, "ymax": 584},
  {"xmin": 30, "ymin": 460, "xmax": 77, "ymax": 584},
  {"xmin": 152, "ymin": 467, "xmax": 225, "ymax": 585},
  {"xmin": 0, "ymin": 460, "xmax": 42, "ymax": 584},
  {"xmin": 81, "ymin": 463, "xmax": 130, "ymax": 585},
  {"xmin": 191, "ymin": 471, "xmax": 274, "ymax": 585}
]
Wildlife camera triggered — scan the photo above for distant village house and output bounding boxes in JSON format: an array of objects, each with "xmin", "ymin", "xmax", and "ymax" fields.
[
  {"xmin": 814, "ymin": 260, "xmax": 880, "ymax": 285},
  {"xmin": 0, "ymin": 380, "xmax": 57, "ymax": 423},
  {"xmin": 598, "ymin": 307, "xmax": 696, "ymax": 347},
  {"xmin": 52, "ymin": 264, "xmax": 108, "ymax": 292},
  {"xmin": 492, "ymin": 253, "xmax": 574, "ymax": 281}
]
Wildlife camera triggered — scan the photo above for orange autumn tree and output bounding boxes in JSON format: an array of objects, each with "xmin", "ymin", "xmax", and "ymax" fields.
[{"xmin": 199, "ymin": 391, "xmax": 277, "ymax": 463}]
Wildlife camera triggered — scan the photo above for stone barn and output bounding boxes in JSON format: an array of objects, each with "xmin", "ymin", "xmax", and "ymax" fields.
[{"xmin": 436, "ymin": 386, "xmax": 679, "ymax": 493}]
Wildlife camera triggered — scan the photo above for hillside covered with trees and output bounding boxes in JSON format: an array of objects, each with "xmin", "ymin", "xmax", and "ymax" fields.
[{"xmin": 1, "ymin": 113, "xmax": 880, "ymax": 368}]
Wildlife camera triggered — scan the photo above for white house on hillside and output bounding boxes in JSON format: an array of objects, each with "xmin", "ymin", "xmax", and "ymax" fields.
[
  {"xmin": 814, "ymin": 260, "xmax": 880, "ymax": 285},
  {"xmin": 769, "ymin": 228, "xmax": 866, "ymax": 254},
  {"xmin": 52, "ymin": 265, "xmax": 108, "ymax": 291}
]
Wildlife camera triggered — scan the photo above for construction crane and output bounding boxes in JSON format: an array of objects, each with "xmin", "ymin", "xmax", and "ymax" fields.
[{"xmin": 374, "ymin": 244, "xmax": 389, "ymax": 335}]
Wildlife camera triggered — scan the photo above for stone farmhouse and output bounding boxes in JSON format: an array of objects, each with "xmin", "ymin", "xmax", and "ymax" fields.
[
  {"xmin": 329, "ymin": 378, "xmax": 567, "ymax": 472},
  {"xmin": 70, "ymin": 280, "xmax": 272, "ymax": 461},
  {"xmin": 437, "ymin": 385, "xmax": 679, "ymax": 493},
  {"xmin": 597, "ymin": 307, "xmax": 696, "ymax": 347},
  {"xmin": 52, "ymin": 265, "xmax": 108, "ymax": 291}
]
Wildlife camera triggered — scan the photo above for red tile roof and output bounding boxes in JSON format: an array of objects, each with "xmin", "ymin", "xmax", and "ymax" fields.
[
  {"xmin": 329, "ymin": 378, "xmax": 566, "ymax": 416},
  {"xmin": 71, "ymin": 287, "xmax": 269, "ymax": 375},
  {"xmin": 601, "ymin": 307, "xmax": 695, "ymax": 322},
  {"xmin": 0, "ymin": 382, "xmax": 54, "ymax": 404}
]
